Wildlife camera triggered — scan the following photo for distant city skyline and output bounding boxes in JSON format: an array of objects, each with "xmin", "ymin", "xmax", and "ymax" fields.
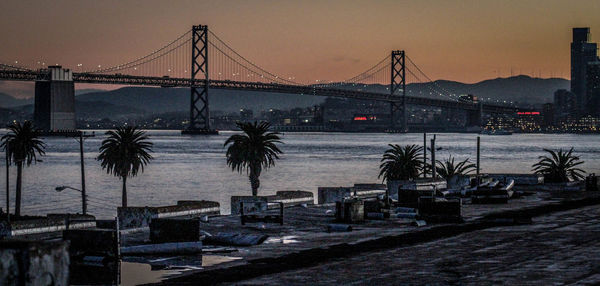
[{"xmin": 1, "ymin": 0, "xmax": 599, "ymax": 99}]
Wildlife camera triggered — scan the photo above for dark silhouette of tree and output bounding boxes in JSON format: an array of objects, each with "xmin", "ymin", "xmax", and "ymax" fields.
[
  {"xmin": 532, "ymin": 148, "xmax": 585, "ymax": 183},
  {"xmin": 224, "ymin": 121, "xmax": 283, "ymax": 196},
  {"xmin": 436, "ymin": 156, "xmax": 476, "ymax": 179},
  {"xmin": 98, "ymin": 126, "xmax": 153, "ymax": 207},
  {"xmin": 0, "ymin": 121, "xmax": 45, "ymax": 216},
  {"xmin": 379, "ymin": 144, "xmax": 424, "ymax": 182}
]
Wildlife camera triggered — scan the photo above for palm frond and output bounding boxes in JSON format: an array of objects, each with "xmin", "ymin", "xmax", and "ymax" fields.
[
  {"xmin": 1, "ymin": 121, "xmax": 46, "ymax": 166},
  {"xmin": 97, "ymin": 126, "xmax": 154, "ymax": 178},
  {"xmin": 532, "ymin": 148, "xmax": 585, "ymax": 183},
  {"xmin": 378, "ymin": 144, "xmax": 423, "ymax": 182},
  {"xmin": 436, "ymin": 156, "xmax": 476, "ymax": 179},
  {"xmin": 224, "ymin": 121, "xmax": 283, "ymax": 175}
]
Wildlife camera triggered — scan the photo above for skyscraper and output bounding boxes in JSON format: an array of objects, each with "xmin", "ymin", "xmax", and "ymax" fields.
[
  {"xmin": 554, "ymin": 89, "xmax": 576, "ymax": 122},
  {"xmin": 571, "ymin": 28, "xmax": 598, "ymax": 116},
  {"xmin": 586, "ymin": 61, "xmax": 600, "ymax": 116}
]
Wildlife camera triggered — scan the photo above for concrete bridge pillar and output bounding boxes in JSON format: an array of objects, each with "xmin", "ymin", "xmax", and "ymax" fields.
[
  {"xmin": 466, "ymin": 102, "xmax": 483, "ymax": 127},
  {"xmin": 34, "ymin": 66, "xmax": 76, "ymax": 131},
  {"xmin": 390, "ymin": 101, "xmax": 408, "ymax": 132}
]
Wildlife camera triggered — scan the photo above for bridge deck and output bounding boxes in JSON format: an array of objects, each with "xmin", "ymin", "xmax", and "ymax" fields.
[{"xmin": 0, "ymin": 69, "xmax": 521, "ymax": 113}]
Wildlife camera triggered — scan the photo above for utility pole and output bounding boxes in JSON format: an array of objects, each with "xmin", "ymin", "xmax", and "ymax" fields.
[
  {"xmin": 476, "ymin": 136, "xmax": 481, "ymax": 177},
  {"xmin": 77, "ymin": 132, "xmax": 87, "ymax": 215},
  {"xmin": 423, "ymin": 133, "xmax": 427, "ymax": 178},
  {"xmin": 5, "ymin": 152, "xmax": 9, "ymax": 222},
  {"xmin": 431, "ymin": 135, "xmax": 436, "ymax": 179}
]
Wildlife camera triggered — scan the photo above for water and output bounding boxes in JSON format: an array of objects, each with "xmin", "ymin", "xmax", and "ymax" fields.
[{"xmin": 0, "ymin": 130, "xmax": 599, "ymax": 218}]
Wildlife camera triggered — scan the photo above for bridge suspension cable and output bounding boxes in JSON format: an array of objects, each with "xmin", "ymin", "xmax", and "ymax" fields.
[
  {"xmin": 405, "ymin": 55, "xmax": 460, "ymax": 102},
  {"xmin": 207, "ymin": 30, "xmax": 301, "ymax": 85},
  {"xmin": 84, "ymin": 29, "xmax": 193, "ymax": 77}
]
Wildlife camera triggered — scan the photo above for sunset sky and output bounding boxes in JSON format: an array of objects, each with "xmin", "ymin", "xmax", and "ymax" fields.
[{"xmin": 1, "ymin": 0, "xmax": 599, "ymax": 97}]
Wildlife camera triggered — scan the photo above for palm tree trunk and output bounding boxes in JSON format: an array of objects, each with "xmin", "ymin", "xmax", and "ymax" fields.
[
  {"xmin": 249, "ymin": 170, "xmax": 260, "ymax": 197},
  {"xmin": 15, "ymin": 162, "xmax": 22, "ymax": 217},
  {"xmin": 122, "ymin": 175, "xmax": 128, "ymax": 207}
]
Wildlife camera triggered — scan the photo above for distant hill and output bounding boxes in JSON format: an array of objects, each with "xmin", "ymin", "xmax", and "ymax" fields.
[
  {"xmin": 75, "ymin": 89, "xmax": 105, "ymax": 96},
  {"xmin": 334, "ymin": 75, "xmax": 569, "ymax": 105},
  {"xmin": 0, "ymin": 92, "xmax": 31, "ymax": 108},
  {"xmin": 76, "ymin": 87, "xmax": 326, "ymax": 113},
  {"xmin": 428, "ymin": 75, "xmax": 569, "ymax": 104},
  {"xmin": 1, "ymin": 100, "xmax": 146, "ymax": 120},
  {"xmin": 0, "ymin": 89, "xmax": 107, "ymax": 108}
]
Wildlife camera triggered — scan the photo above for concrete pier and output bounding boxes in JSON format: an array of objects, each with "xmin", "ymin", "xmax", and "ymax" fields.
[
  {"xmin": 34, "ymin": 66, "xmax": 76, "ymax": 131},
  {"xmin": 0, "ymin": 214, "xmax": 96, "ymax": 239},
  {"xmin": 117, "ymin": 200, "xmax": 220, "ymax": 231}
]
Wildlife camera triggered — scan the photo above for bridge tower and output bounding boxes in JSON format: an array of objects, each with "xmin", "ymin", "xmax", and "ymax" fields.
[
  {"xmin": 390, "ymin": 50, "xmax": 407, "ymax": 132},
  {"xmin": 183, "ymin": 25, "xmax": 217, "ymax": 135}
]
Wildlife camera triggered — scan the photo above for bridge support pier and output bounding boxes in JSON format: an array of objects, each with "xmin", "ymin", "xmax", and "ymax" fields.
[
  {"xmin": 34, "ymin": 66, "xmax": 76, "ymax": 131},
  {"xmin": 182, "ymin": 25, "xmax": 217, "ymax": 135},
  {"xmin": 466, "ymin": 102, "xmax": 484, "ymax": 128},
  {"xmin": 389, "ymin": 101, "xmax": 407, "ymax": 132}
]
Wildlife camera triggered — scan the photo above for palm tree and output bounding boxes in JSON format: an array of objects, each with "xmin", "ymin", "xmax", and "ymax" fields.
[
  {"xmin": 0, "ymin": 121, "xmax": 46, "ymax": 217},
  {"xmin": 532, "ymin": 148, "xmax": 585, "ymax": 183},
  {"xmin": 224, "ymin": 121, "xmax": 283, "ymax": 196},
  {"xmin": 378, "ymin": 144, "xmax": 424, "ymax": 182},
  {"xmin": 97, "ymin": 126, "xmax": 153, "ymax": 207},
  {"xmin": 436, "ymin": 156, "xmax": 477, "ymax": 179}
]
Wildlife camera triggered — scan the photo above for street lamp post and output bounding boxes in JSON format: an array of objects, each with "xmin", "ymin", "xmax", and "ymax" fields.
[{"xmin": 55, "ymin": 185, "xmax": 87, "ymax": 214}]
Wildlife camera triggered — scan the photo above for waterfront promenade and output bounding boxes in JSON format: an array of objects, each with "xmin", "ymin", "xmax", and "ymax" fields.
[
  {"xmin": 148, "ymin": 190, "xmax": 600, "ymax": 285},
  {"xmin": 239, "ymin": 204, "xmax": 600, "ymax": 285}
]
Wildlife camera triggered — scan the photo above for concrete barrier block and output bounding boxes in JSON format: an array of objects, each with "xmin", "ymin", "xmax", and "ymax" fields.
[
  {"xmin": 0, "ymin": 215, "xmax": 96, "ymax": 238},
  {"xmin": 418, "ymin": 197, "xmax": 462, "ymax": 222},
  {"xmin": 157, "ymin": 201, "xmax": 220, "ymax": 218},
  {"xmin": 318, "ymin": 187, "xmax": 352, "ymax": 204},
  {"xmin": 270, "ymin": 191, "xmax": 314, "ymax": 206},
  {"xmin": 150, "ymin": 218, "xmax": 203, "ymax": 243},
  {"xmin": 488, "ymin": 173, "xmax": 544, "ymax": 185},
  {"xmin": 388, "ymin": 179, "xmax": 446, "ymax": 200},
  {"xmin": 117, "ymin": 207, "xmax": 157, "ymax": 230},
  {"xmin": 336, "ymin": 199, "xmax": 364, "ymax": 223},
  {"xmin": 231, "ymin": 196, "xmax": 268, "ymax": 215},
  {"xmin": 353, "ymin": 183, "xmax": 386, "ymax": 190},
  {"xmin": 118, "ymin": 201, "xmax": 220, "ymax": 230},
  {"xmin": 63, "ymin": 229, "xmax": 118, "ymax": 258},
  {"xmin": 0, "ymin": 240, "xmax": 70, "ymax": 285}
]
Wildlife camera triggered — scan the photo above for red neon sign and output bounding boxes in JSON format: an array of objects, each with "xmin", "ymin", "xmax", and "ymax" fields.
[
  {"xmin": 354, "ymin": 116, "xmax": 367, "ymax": 121},
  {"xmin": 517, "ymin": 112, "xmax": 540, "ymax": 115}
]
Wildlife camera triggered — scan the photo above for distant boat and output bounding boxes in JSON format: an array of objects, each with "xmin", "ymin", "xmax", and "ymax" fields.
[{"xmin": 481, "ymin": 129, "xmax": 513, "ymax": 135}]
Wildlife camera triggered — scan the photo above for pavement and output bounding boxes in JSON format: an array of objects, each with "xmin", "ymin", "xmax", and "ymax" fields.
[
  {"xmin": 134, "ymin": 191, "xmax": 550, "ymax": 276},
  {"xmin": 233, "ymin": 204, "xmax": 600, "ymax": 285}
]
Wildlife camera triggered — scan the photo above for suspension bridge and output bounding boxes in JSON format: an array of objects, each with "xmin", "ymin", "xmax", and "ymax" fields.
[{"xmin": 0, "ymin": 25, "xmax": 522, "ymax": 133}]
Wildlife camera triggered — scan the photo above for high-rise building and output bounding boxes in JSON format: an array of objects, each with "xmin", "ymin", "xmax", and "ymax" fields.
[
  {"xmin": 586, "ymin": 61, "xmax": 600, "ymax": 116},
  {"xmin": 542, "ymin": 103, "xmax": 554, "ymax": 128},
  {"xmin": 571, "ymin": 28, "xmax": 599, "ymax": 116},
  {"xmin": 553, "ymin": 89, "xmax": 576, "ymax": 122}
]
